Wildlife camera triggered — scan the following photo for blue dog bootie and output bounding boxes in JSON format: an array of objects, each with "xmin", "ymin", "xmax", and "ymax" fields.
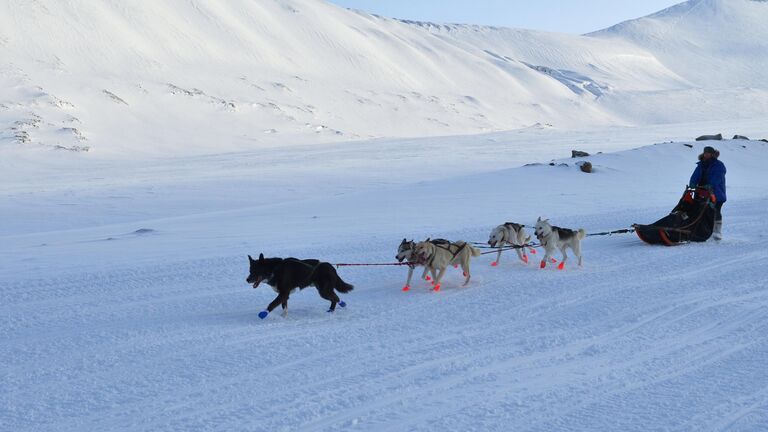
[
  {"xmin": 258, "ymin": 310, "xmax": 269, "ymax": 320},
  {"xmin": 339, "ymin": 300, "xmax": 347, "ymax": 308}
]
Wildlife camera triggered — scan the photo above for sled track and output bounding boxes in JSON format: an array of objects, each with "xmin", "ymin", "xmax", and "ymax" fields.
[{"xmin": 2, "ymin": 200, "xmax": 768, "ymax": 431}]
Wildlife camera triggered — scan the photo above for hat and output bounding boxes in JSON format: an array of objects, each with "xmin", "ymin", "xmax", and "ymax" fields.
[{"xmin": 698, "ymin": 146, "xmax": 720, "ymax": 161}]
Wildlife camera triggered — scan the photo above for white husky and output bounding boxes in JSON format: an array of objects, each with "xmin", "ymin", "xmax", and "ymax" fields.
[
  {"xmin": 487, "ymin": 222, "xmax": 533, "ymax": 266},
  {"xmin": 414, "ymin": 239, "xmax": 482, "ymax": 291},
  {"xmin": 534, "ymin": 217, "xmax": 586, "ymax": 270}
]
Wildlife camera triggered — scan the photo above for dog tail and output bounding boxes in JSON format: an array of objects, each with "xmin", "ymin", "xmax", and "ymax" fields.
[
  {"xmin": 335, "ymin": 275, "xmax": 354, "ymax": 293},
  {"xmin": 470, "ymin": 245, "xmax": 482, "ymax": 257},
  {"xmin": 578, "ymin": 228, "xmax": 587, "ymax": 240}
]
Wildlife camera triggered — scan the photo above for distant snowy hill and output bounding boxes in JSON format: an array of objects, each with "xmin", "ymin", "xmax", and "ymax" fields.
[
  {"xmin": 0, "ymin": 0, "xmax": 766, "ymax": 155},
  {"xmin": 591, "ymin": 0, "xmax": 768, "ymax": 88}
]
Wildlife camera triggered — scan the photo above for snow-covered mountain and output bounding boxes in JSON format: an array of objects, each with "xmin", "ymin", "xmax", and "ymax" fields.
[
  {"xmin": 3, "ymin": 2, "xmax": 768, "ymax": 430},
  {"xmin": 592, "ymin": 0, "xmax": 768, "ymax": 88},
  {"xmin": 1, "ymin": 0, "xmax": 766, "ymax": 155}
]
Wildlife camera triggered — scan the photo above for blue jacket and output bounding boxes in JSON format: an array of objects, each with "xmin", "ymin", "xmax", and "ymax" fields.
[{"xmin": 689, "ymin": 159, "xmax": 726, "ymax": 203}]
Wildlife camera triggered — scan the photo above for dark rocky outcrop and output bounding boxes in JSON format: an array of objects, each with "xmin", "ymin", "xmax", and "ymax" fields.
[
  {"xmin": 577, "ymin": 161, "xmax": 593, "ymax": 173},
  {"xmin": 695, "ymin": 133, "xmax": 722, "ymax": 141}
]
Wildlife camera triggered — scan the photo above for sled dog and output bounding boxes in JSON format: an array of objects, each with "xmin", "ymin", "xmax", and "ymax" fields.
[
  {"xmin": 396, "ymin": 238, "xmax": 429, "ymax": 291},
  {"xmin": 396, "ymin": 238, "xmax": 451, "ymax": 291},
  {"xmin": 414, "ymin": 239, "xmax": 482, "ymax": 290},
  {"xmin": 487, "ymin": 222, "xmax": 532, "ymax": 265},
  {"xmin": 246, "ymin": 254, "xmax": 353, "ymax": 319},
  {"xmin": 533, "ymin": 218, "xmax": 586, "ymax": 269}
]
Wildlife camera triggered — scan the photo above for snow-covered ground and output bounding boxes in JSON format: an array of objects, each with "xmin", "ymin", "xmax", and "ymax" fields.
[
  {"xmin": 3, "ymin": 130, "xmax": 768, "ymax": 431},
  {"xmin": 3, "ymin": 0, "xmax": 768, "ymax": 430}
]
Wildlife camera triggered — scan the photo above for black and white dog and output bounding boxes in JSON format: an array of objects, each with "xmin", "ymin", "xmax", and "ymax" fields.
[
  {"xmin": 534, "ymin": 218, "xmax": 586, "ymax": 270},
  {"xmin": 246, "ymin": 254, "xmax": 353, "ymax": 319}
]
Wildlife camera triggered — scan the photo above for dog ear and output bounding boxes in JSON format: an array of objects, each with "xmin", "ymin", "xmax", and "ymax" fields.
[
  {"xmin": 248, "ymin": 255, "xmax": 254, "ymax": 262},
  {"xmin": 402, "ymin": 238, "xmax": 406, "ymax": 243},
  {"xmin": 258, "ymin": 253, "xmax": 264, "ymax": 261},
  {"xmin": 537, "ymin": 216, "xmax": 541, "ymax": 222}
]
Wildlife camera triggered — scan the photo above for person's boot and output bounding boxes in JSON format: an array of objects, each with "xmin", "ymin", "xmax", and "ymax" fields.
[{"xmin": 713, "ymin": 221, "xmax": 723, "ymax": 241}]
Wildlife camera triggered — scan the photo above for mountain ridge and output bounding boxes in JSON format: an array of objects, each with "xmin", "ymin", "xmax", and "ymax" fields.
[{"xmin": 0, "ymin": 0, "xmax": 765, "ymax": 156}]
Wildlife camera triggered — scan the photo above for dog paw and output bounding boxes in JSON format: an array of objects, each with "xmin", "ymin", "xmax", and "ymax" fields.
[
  {"xmin": 433, "ymin": 284, "xmax": 441, "ymax": 292},
  {"xmin": 530, "ymin": 249, "xmax": 537, "ymax": 254},
  {"xmin": 453, "ymin": 264, "xmax": 458, "ymax": 268},
  {"xmin": 425, "ymin": 275, "xmax": 431, "ymax": 281},
  {"xmin": 558, "ymin": 262, "xmax": 565, "ymax": 270},
  {"xmin": 339, "ymin": 300, "xmax": 347, "ymax": 308},
  {"xmin": 258, "ymin": 310, "xmax": 269, "ymax": 319},
  {"xmin": 491, "ymin": 261, "xmax": 498, "ymax": 267},
  {"xmin": 522, "ymin": 256, "xmax": 529, "ymax": 264},
  {"xmin": 402, "ymin": 285, "xmax": 410, "ymax": 291},
  {"xmin": 551, "ymin": 258, "xmax": 558, "ymax": 263},
  {"xmin": 540, "ymin": 261, "xmax": 546, "ymax": 269}
]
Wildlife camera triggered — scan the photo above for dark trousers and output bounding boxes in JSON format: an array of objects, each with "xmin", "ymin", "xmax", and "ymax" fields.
[{"xmin": 715, "ymin": 201, "xmax": 724, "ymax": 223}]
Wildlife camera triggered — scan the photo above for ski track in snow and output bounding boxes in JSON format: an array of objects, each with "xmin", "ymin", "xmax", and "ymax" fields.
[{"xmin": 2, "ymin": 199, "xmax": 768, "ymax": 431}]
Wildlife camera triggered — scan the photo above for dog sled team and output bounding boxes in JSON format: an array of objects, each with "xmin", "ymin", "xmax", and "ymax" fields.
[
  {"xmin": 246, "ymin": 145, "xmax": 727, "ymax": 319},
  {"xmin": 249, "ymin": 217, "xmax": 586, "ymax": 319}
]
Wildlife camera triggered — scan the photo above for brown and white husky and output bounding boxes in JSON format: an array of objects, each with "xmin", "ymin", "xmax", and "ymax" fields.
[{"xmin": 414, "ymin": 239, "xmax": 481, "ymax": 291}]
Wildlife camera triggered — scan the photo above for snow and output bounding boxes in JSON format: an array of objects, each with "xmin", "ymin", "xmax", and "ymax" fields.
[
  {"xmin": 591, "ymin": 0, "xmax": 768, "ymax": 89},
  {"xmin": 3, "ymin": 132, "xmax": 768, "ymax": 430},
  {"xmin": 2, "ymin": 0, "xmax": 767, "ymax": 155},
  {"xmin": 3, "ymin": 0, "xmax": 768, "ymax": 430}
]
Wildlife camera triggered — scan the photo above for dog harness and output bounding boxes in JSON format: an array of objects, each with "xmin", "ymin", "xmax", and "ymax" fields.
[{"xmin": 429, "ymin": 241, "xmax": 467, "ymax": 266}]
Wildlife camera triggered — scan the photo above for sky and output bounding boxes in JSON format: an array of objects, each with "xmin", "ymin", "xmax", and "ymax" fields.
[{"xmin": 326, "ymin": 0, "xmax": 683, "ymax": 34}]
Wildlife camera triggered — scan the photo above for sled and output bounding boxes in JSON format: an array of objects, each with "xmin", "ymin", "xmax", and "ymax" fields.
[{"xmin": 633, "ymin": 187, "xmax": 717, "ymax": 246}]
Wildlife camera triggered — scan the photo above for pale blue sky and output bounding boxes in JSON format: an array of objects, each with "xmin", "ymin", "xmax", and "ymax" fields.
[{"xmin": 327, "ymin": 0, "xmax": 683, "ymax": 34}]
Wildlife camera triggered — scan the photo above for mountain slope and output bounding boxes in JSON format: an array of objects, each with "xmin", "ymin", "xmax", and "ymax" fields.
[
  {"xmin": 0, "ymin": 0, "xmax": 766, "ymax": 156},
  {"xmin": 591, "ymin": 0, "xmax": 768, "ymax": 88}
]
